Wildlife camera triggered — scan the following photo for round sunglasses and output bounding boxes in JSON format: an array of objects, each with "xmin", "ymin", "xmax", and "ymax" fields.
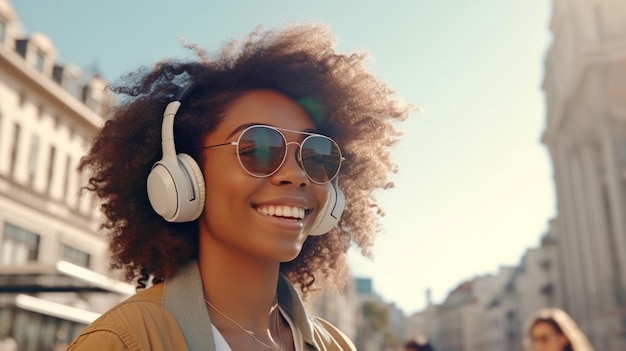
[{"xmin": 202, "ymin": 125, "xmax": 344, "ymax": 184}]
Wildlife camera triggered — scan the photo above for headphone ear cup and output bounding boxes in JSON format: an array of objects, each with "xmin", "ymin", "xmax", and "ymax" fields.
[
  {"xmin": 147, "ymin": 153, "xmax": 205, "ymax": 223},
  {"xmin": 176, "ymin": 153, "xmax": 206, "ymax": 221},
  {"xmin": 309, "ymin": 182, "xmax": 345, "ymax": 236}
]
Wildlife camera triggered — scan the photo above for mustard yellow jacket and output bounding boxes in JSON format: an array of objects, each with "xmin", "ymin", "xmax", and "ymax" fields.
[{"xmin": 67, "ymin": 261, "xmax": 355, "ymax": 351}]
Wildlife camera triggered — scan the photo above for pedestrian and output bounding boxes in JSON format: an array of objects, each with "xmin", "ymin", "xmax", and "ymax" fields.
[
  {"xmin": 404, "ymin": 338, "xmax": 435, "ymax": 351},
  {"xmin": 525, "ymin": 308, "xmax": 595, "ymax": 351}
]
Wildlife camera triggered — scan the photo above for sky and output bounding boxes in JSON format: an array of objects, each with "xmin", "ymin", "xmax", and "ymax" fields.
[{"xmin": 11, "ymin": 0, "xmax": 556, "ymax": 315}]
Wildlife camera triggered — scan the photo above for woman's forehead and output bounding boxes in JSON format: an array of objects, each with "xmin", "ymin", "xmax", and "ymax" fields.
[{"xmin": 209, "ymin": 90, "xmax": 315, "ymax": 137}]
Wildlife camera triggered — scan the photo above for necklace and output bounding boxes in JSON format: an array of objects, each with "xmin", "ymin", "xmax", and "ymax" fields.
[{"xmin": 205, "ymin": 299, "xmax": 282, "ymax": 351}]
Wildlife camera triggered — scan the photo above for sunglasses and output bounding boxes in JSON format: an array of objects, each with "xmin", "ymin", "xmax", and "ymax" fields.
[{"xmin": 202, "ymin": 125, "xmax": 343, "ymax": 184}]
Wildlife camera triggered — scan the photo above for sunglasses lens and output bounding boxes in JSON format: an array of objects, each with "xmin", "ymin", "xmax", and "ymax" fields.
[
  {"xmin": 238, "ymin": 126, "xmax": 286, "ymax": 176},
  {"xmin": 301, "ymin": 136, "xmax": 342, "ymax": 183},
  {"xmin": 236, "ymin": 126, "xmax": 342, "ymax": 183}
]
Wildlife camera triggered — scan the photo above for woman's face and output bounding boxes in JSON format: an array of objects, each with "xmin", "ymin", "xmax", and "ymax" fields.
[
  {"xmin": 198, "ymin": 90, "xmax": 331, "ymax": 263},
  {"xmin": 530, "ymin": 322, "xmax": 570, "ymax": 351}
]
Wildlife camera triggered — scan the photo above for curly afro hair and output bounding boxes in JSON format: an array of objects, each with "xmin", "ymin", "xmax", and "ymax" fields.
[{"xmin": 79, "ymin": 23, "xmax": 409, "ymax": 297}]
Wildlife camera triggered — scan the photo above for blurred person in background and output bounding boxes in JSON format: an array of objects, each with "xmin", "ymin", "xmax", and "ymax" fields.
[
  {"xmin": 525, "ymin": 308, "xmax": 595, "ymax": 351},
  {"xmin": 404, "ymin": 338, "xmax": 435, "ymax": 351}
]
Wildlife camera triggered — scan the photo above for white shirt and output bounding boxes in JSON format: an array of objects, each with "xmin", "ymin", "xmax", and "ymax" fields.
[
  {"xmin": 212, "ymin": 307, "xmax": 303, "ymax": 351},
  {"xmin": 211, "ymin": 325, "xmax": 231, "ymax": 351}
]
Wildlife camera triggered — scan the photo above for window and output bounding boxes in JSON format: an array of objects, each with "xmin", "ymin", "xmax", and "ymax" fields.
[
  {"xmin": 0, "ymin": 18, "xmax": 6, "ymax": 44},
  {"xmin": 61, "ymin": 244, "xmax": 90, "ymax": 268},
  {"xmin": 10, "ymin": 309, "xmax": 86, "ymax": 351},
  {"xmin": 62, "ymin": 155, "xmax": 71, "ymax": 200},
  {"xmin": 539, "ymin": 258, "xmax": 551, "ymax": 270},
  {"xmin": 1, "ymin": 223, "xmax": 40, "ymax": 266},
  {"xmin": 35, "ymin": 49, "xmax": 45, "ymax": 73},
  {"xmin": 52, "ymin": 65, "xmax": 63, "ymax": 84},
  {"xmin": 47, "ymin": 146, "xmax": 56, "ymax": 194},
  {"xmin": 10, "ymin": 123, "xmax": 20, "ymax": 177},
  {"xmin": 28, "ymin": 134, "xmax": 39, "ymax": 185},
  {"xmin": 506, "ymin": 310, "xmax": 515, "ymax": 320},
  {"xmin": 622, "ymin": 140, "xmax": 626, "ymax": 169}
]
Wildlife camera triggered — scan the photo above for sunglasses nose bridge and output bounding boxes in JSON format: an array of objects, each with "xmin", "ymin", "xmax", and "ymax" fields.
[
  {"xmin": 266, "ymin": 140, "xmax": 309, "ymax": 184},
  {"xmin": 284, "ymin": 141, "xmax": 304, "ymax": 169}
]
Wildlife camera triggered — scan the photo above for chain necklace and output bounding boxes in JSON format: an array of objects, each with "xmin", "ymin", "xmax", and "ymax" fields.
[{"xmin": 205, "ymin": 298, "xmax": 282, "ymax": 351}]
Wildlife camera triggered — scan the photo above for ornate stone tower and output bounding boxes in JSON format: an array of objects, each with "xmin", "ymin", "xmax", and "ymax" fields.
[{"xmin": 542, "ymin": 1, "xmax": 626, "ymax": 349}]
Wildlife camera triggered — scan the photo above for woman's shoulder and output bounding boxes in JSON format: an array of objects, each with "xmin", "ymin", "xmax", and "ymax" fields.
[
  {"xmin": 67, "ymin": 283, "xmax": 187, "ymax": 351},
  {"xmin": 88, "ymin": 283, "xmax": 167, "ymax": 326},
  {"xmin": 310, "ymin": 316, "xmax": 357, "ymax": 351}
]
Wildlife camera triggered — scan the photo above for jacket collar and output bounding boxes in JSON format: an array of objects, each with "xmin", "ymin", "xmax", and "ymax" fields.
[
  {"xmin": 163, "ymin": 260, "xmax": 319, "ymax": 351},
  {"xmin": 162, "ymin": 260, "xmax": 214, "ymax": 351},
  {"xmin": 277, "ymin": 271, "xmax": 317, "ymax": 347}
]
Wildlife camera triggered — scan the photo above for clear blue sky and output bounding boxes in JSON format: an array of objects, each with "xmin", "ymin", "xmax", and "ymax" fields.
[{"xmin": 12, "ymin": 0, "xmax": 555, "ymax": 315}]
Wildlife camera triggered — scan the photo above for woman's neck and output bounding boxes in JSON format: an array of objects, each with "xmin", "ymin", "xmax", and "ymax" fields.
[{"xmin": 198, "ymin": 235, "xmax": 281, "ymax": 331}]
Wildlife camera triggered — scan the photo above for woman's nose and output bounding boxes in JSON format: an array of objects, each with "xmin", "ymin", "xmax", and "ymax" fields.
[{"xmin": 271, "ymin": 142, "xmax": 309, "ymax": 186}]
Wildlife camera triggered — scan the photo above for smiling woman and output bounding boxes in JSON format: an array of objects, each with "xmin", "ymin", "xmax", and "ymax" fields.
[{"xmin": 67, "ymin": 24, "xmax": 408, "ymax": 351}]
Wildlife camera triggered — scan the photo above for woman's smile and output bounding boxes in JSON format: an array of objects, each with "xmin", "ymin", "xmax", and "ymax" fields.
[{"xmin": 255, "ymin": 204, "xmax": 306, "ymax": 220}]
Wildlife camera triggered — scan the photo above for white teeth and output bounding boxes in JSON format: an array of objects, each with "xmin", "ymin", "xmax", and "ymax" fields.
[{"xmin": 257, "ymin": 205, "xmax": 305, "ymax": 219}]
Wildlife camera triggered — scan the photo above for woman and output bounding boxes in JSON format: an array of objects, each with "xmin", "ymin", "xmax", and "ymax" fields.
[
  {"xmin": 525, "ymin": 308, "xmax": 595, "ymax": 351},
  {"xmin": 67, "ymin": 24, "xmax": 408, "ymax": 350}
]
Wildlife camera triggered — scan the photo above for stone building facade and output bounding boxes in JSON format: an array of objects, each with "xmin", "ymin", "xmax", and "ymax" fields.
[
  {"xmin": 542, "ymin": 0, "xmax": 626, "ymax": 349},
  {"xmin": 0, "ymin": 1, "xmax": 129, "ymax": 350}
]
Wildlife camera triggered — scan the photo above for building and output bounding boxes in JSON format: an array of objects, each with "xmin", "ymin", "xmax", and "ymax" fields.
[
  {"xmin": 472, "ymin": 266, "xmax": 517, "ymax": 351},
  {"xmin": 0, "ymin": 0, "xmax": 129, "ymax": 350},
  {"xmin": 409, "ymin": 1, "xmax": 626, "ymax": 350},
  {"xmin": 542, "ymin": 0, "xmax": 626, "ymax": 349},
  {"xmin": 429, "ymin": 278, "xmax": 477, "ymax": 351},
  {"xmin": 405, "ymin": 289, "xmax": 438, "ymax": 347},
  {"xmin": 476, "ymin": 232, "xmax": 561, "ymax": 351},
  {"xmin": 412, "ymin": 232, "xmax": 561, "ymax": 351},
  {"xmin": 512, "ymin": 229, "xmax": 562, "ymax": 342}
]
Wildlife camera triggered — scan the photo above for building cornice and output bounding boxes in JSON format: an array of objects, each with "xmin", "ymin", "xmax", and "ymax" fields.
[
  {"xmin": 0, "ymin": 44, "xmax": 103, "ymax": 130},
  {"xmin": 542, "ymin": 39, "xmax": 626, "ymax": 144},
  {"xmin": 583, "ymin": 39, "xmax": 626, "ymax": 64}
]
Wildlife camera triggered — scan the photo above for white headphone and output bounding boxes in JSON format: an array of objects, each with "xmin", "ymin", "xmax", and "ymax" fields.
[
  {"xmin": 147, "ymin": 83, "xmax": 206, "ymax": 222},
  {"xmin": 309, "ymin": 177, "xmax": 345, "ymax": 236},
  {"xmin": 146, "ymin": 83, "xmax": 344, "ymax": 235}
]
